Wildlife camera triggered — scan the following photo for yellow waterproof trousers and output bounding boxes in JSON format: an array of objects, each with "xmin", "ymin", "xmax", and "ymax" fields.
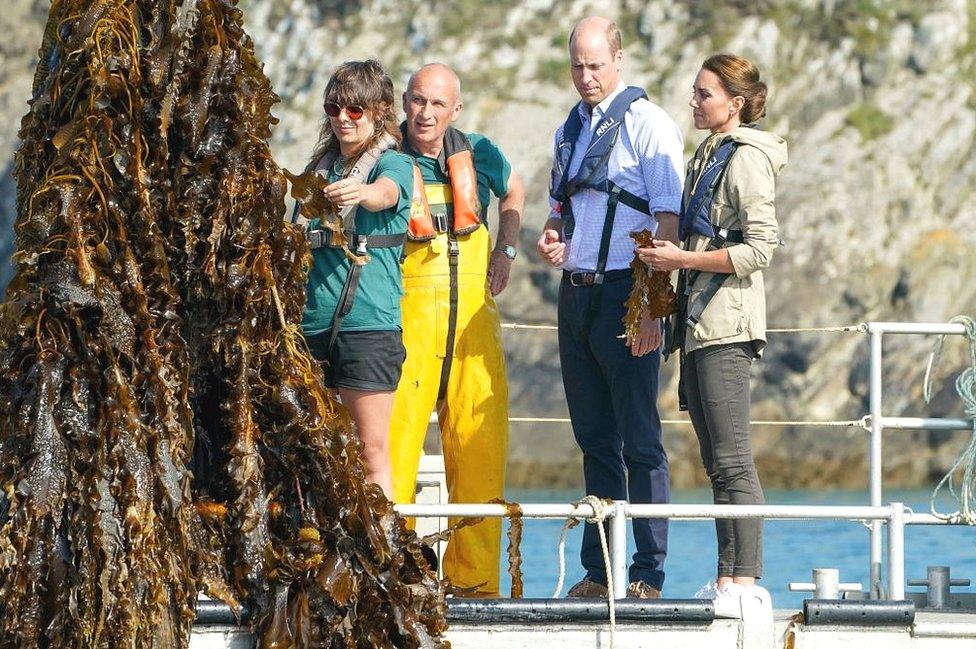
[{"xmin": 390, "ymin": 225, "xmax": 509, "ymax": 597}]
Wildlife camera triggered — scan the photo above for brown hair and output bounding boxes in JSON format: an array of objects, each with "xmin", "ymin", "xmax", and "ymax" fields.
[
  {"xmin": 702, "ymin": 54, "xmax": 768, "ymax": 124},
  {"xmin": 569, "ymin": 19, "xmax": 622, "ymax": 55},
  {"xmin": 308, "ymin": 59, "xmax": 401, "ymax": 168}
]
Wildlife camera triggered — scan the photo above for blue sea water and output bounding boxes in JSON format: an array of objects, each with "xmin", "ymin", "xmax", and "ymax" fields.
[{"xmin": 496, "ymin": 488, "xmax": 976, "ymax": 609}]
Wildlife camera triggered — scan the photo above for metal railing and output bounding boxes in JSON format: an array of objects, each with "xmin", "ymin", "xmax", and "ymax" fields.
[
  {"xmin": 394, "ymin": 500, "xmax": 910, "ymax": 600},
  {"xmin": 410, "ymin": 321, "xmax": 975, "ymax": 601},
  {"xmin": 865, "ymin": 322, "xmax": 971, "ymax": 597}
]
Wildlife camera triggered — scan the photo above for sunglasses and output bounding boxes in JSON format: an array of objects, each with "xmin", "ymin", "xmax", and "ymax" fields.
[{"xmin": 324, "ymin": 102, "xmax": 365, "ymax": 120}]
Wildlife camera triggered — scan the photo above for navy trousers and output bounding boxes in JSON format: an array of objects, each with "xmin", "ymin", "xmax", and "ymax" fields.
[{"xmin": 558, "ymin": 272, "xmax": 670, "ymax": 590}]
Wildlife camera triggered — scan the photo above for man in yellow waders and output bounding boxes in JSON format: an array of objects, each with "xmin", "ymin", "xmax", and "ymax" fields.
[{"xmin": 391, "ymin": 63, "xmax": 524, "ymax": 597}]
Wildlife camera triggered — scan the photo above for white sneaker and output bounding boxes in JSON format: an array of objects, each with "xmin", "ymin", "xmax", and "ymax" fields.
[
  {"xmin": 713, "ymin": 582, "xmax": 745, "ymax": 619},
  {"xmin": 694, "ymin": 579, "xmax": 719, "ymax": 599}
]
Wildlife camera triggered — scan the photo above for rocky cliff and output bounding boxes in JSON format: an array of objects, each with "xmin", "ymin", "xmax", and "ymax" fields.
[{"xmin": 2, "ymin": 0, "xmax": 974, "ymax": 490}]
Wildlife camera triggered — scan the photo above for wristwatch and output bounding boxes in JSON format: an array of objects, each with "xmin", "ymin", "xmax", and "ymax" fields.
[{"xmin": 496, "ymin": 244, "xmax": 517, "ymax": 260}]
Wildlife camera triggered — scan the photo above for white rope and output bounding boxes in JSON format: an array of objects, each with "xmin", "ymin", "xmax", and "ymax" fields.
[
  {"xmin": 924, "ymin": 316, "xmax": 976, "ymax": 523},
  {"xmin": 551, "ymin": 514, "xmax": 579, "ymax": 599},
  {"xmin": 551, "ymin": 496, "xmax": 616, "ymax": 648}
]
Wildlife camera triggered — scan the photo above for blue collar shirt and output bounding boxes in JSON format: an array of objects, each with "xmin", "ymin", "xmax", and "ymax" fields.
[{"xmin": 550, "ymin": 82, "xmax": 685, "ymax": 272}]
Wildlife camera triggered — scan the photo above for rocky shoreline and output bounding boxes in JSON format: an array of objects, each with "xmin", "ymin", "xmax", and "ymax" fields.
[{"xmin": 2, "ymin": 0, "xmax": 974, "ymax": 490}]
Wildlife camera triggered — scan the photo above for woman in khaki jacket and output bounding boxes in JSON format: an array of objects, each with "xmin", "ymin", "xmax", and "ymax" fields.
[{"xmin": 639, "ymin": 53, "xmax": 787, "ymax": 615}]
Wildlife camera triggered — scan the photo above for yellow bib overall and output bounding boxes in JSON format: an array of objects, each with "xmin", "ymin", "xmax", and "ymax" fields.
[{"xmin": 390, "ymin": 180, "xmax": 509, "ymax": 597}]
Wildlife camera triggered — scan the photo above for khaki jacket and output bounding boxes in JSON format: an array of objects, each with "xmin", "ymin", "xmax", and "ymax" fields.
[{"xmin": 680, "ymin": 126, "xmax": 788, "ymax": 355}]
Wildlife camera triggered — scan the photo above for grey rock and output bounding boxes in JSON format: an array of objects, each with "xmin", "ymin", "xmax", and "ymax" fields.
[{"xmin": 911, "ymin": 11, "xmax": 967, "ymax": 73}]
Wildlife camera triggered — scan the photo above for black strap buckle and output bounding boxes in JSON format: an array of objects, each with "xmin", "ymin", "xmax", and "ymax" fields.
[{"xmin": 307, "ymin": 229, "xmax": 329, "ymax": 249}]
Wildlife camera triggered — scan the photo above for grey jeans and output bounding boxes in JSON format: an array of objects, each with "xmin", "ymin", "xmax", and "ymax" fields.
[{"xmin": 683, "ymin": 342, "xmax": 764, "ymax": 578}]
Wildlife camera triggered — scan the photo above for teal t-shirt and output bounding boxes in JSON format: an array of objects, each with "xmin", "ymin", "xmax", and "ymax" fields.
[
  {"xmin": 409, "ymin": 132, "xmax": 511, "ymax": 221},
  {"xmin": 301, "ymin": 149, "xmax": 414, "ymax": 335}
]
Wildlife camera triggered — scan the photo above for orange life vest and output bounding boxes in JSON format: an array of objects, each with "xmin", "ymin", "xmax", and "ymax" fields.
[{"xmin": 406, "ymin": 127, "xmax": 482, "ymax": 241}]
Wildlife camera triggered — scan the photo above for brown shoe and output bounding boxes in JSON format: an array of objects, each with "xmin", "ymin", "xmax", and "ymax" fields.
[
  {"xmin": 566, "ymin": 578, "xmax": 608, "ymax": 598},
  {"xmin": 627, "ymin": 580, "xmax": 662, "ymax": 599}
]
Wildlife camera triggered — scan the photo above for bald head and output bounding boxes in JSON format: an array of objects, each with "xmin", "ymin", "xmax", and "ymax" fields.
[
  {"xmin": 569, "ymin": 16, "xmax": 621, "ymax": 56},
  {"xmin": 403, "ymin": 63, "xmax": 464, "ymax": 156},
  {"xmin": 568, "ymin": 16, "xmax": 624, "ymax": 106},
  {"xmin": 407, "ymin": 63, "xmax": 461, "ymax": 104}
]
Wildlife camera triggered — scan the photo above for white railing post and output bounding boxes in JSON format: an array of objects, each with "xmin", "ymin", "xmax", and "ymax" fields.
[
  {"xmin": 887, "ymin": 502, "xmax": 906, "ymax": 600},
  {"xmin": 610, "ymin": 501, "xmax": 628, "ymax": 599},
  {"xmin": 868, "ymin": 327, "xmax": 884, "ymax": 597}
]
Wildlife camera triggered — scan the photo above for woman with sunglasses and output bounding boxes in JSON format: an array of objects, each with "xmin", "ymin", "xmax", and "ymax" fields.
[
  {"xmin": 301, "ymin": 60, "xmax": 414, "ymax": 498},
  {"xmin": 639, "ymin": 54, "xmax": 787, "ymax": 615}
]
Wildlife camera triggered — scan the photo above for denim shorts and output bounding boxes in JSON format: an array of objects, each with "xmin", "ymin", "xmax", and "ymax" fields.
[{"xmin": 305, "ymin": 329, "xmax": 406, "ymax": 392}]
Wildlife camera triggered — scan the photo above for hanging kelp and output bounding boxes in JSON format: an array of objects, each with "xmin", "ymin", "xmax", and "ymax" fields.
[
  {"xmin": 623, "ymin": 230, "xmax": 677, "ymax": 342},
  {"xmin": 0, "ymin": 1, "xmax": 446, "ymax": 647}
]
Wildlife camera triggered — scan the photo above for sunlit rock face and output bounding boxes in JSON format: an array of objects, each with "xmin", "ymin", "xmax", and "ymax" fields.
[{"xmin": 3, "ymin": 0, "xmax": 975, "ymax": 489}]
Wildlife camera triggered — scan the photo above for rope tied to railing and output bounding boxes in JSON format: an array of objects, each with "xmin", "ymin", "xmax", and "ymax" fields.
[
  {"xmin": 551, "ymin": 495, "xmax": 616, "ymax": 647},
  {"xmin": 924, "ymin": 316, "xmax": 976, "ymax": 523}
]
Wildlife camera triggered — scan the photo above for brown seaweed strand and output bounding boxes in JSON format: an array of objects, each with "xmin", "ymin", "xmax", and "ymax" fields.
[{"xmin": 623, "ymin": 229, "xmax": 678, "ymax": 342}]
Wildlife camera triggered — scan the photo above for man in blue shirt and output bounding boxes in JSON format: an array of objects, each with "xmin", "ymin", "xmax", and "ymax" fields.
[{"xmin": 537, "ymin": 16, "xmax": 684, "ymax": 598}]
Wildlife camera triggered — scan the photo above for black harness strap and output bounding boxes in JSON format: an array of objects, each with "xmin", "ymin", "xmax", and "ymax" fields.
[
  {"xmin": 323, "ymin": 232, "xmax": 405, "ymax": 364},
  {"xmin": 671, "ymin": 227, "xmax": 744, "ymax": 411},
  {"xmin": 611, "ymin": 183, "xmax": 650, "ymax": 215},
  {"xmin": 306, "ymin": 228, "xmax": 405, "ymax": 250},
  {"xmin": 437, "ymin": 234, "xmax": 461, "ymax": 401},
  {"xmin": 580, "ymin": 183, "xmax": 625, "ymax": 340},
  {"xmin": 401, "ymin": 126, "xmax": 480, "ymax": 402},
  {"xmin": 683, "ymin": 228, "xmax": 744, "ymax": 329}
]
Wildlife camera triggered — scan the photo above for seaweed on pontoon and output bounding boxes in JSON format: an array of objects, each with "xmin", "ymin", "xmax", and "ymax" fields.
[{"xmin": 0, "ymin": 1, "xmax": 447, "ymax": 647}]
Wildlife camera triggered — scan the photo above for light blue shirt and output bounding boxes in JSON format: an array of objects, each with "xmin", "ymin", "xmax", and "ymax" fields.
[{"xmin": 550, "ymin": 82, "xmax": 684, "ymax": 272}]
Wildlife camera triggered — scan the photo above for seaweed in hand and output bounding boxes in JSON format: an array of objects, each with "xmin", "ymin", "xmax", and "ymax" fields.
[
  {"xmin": 0, "ymin": 1, "xmax": 447, "ymax": 647},
  {"xmin": 623, "ymin": 230, "xmax": 677, "ymax": 343}
]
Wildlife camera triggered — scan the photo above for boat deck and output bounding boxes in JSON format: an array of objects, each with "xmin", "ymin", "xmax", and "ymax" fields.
[{"xmin": 189, "ymin": 606, "xmax": 976, "ymax": 648}]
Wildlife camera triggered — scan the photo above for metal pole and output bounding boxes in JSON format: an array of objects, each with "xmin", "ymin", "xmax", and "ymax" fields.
[
  {"xmin": 888, "ymin": 503, "xmax": 905, "ymax": 600},
  {"xmin": 878, "ymin": 416, "xmax": 971, "ymax": 430},
  {"xmin": 610, "ymin": 501, "xmax": 628, "ymax": 599},
  {"xmin": 869, "ymin": 329, "xmax": 884, "ymax": 597},
  {"xmin": 813, "ymin": 568, "xmax": 841, "ymax": 600},
  {"xmin": 865, "ymin": 322, "xmax": 967, "ymax": 335},
  {"xmin": 396, "ymin": 502, "xmax": 895, "ymax": 520}
]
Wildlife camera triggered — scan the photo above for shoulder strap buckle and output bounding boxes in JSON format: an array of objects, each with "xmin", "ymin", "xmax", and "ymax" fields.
[
  {"xmin": 355, "ymin": 235, "xmax": 369, "ymax": 256},
  {"xmin": 307, "ymin": 229, "xmax": 330, "ymax": 249}
]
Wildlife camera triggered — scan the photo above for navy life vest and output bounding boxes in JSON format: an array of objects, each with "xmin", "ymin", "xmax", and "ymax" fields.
[
  {"xmin": 679, "ymin": 139, "xmax": 740, "ymax": 241},
  {"xmin": 667, "ymin": 138, "xmax": 746, "ymax": 383},
  {"xmin": 549, "ymin": 86, "xmax": 651, "ymax": 241}
]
